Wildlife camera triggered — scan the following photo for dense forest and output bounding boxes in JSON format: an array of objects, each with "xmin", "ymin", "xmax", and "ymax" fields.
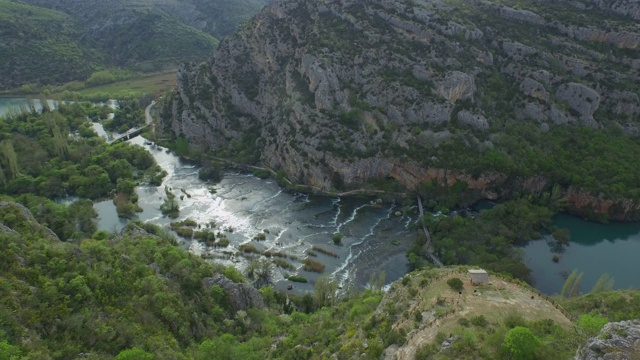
[{"xmin": 1, "ymin": 203, "xmax": 639, "ymax": 359}]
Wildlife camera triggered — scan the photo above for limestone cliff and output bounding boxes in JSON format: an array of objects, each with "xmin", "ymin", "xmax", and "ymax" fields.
[{"xmin": 164, "ymin": 0, "xmax": 640, "ymax": 220}]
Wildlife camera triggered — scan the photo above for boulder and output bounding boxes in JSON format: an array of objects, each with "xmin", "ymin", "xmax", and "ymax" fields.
[
  {"xmin": 203, "ymin": 274, "xmax": 265, "ymax": 311},
  {"xmin": 555, "ymin": 83, "xmax": 601, "ymax": 127}
]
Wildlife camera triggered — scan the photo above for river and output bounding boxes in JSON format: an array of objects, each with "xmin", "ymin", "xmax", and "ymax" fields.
[
  {"xmin": 523, "ymin": 214, "xmax": 640, "ymax": 295},
  {"xmin": 96, "ymin": 136, "xmax": 416, "ymax": 292},
  {"xmin": 3, "ymin": 98, "xmax": 639, "ymax": 294},
  {"xmin": 0, "ymin": 97, "xmax": 58, "ymax": 117}
]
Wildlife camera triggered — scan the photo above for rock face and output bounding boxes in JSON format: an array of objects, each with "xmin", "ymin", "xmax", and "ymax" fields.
[
  {"xmin": 164, "ymin": 0, "xmax": 640, "ymax": 220},
  {"xmin": 575, "ymin": 320, "xmax": 640, "ymax": 360},
  {"xmin": 203, "ymin": 274, "xmax": 265, "ymax": 311}
]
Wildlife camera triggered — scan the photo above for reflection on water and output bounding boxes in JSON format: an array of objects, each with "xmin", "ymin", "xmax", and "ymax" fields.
[{"xmin": 524, "ymin": 213, "xmax": 640, "ymax": 295}]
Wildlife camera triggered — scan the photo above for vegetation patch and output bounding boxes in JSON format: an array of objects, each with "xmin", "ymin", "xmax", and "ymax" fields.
[
  {"xmin": 303, "ymin": 258, "xmax": 326, "ymax": 273},
  {"xmin": 311, "ymin": 245, "xmax": 339, "ymax": 258}
]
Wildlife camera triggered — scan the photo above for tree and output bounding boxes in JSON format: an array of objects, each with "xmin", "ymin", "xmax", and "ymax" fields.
[
  {"xmin": 314, "ymin": 275, "xmax": 338, "ymax": 308},
  {"xmin": 332, "ymin": 233, "xmax": 343, "ymax": 245},
  {"xmin": 245, "ymin": 259, "xmax": 273, "ymax": 288},
  {"xmin": 447, "ymin": 277, "xmax": 464, "ymax": 292},
  {"xmin": 0, "ymin": 340, "xmax": 21, "ymax": 360},
  {"xmin": 197, "ymin": 334, "xmax": 236, "ymax": 360},
  {"xmin": 0, "ymin": 140, "xmax": 19, "ymax": 180},
  {"xmin": 502, "ymin": 326, "xmax": 541, "ymax": 360},
  {"xmin": 115, "ymin": 347, "xmax": 153, "ymax": 360}
]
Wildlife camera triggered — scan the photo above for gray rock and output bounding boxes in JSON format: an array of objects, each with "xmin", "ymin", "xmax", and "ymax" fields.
[
  {"xmin": 499, "ymin": 6, "xmax": 545, "ymax": 24},
  {"xmin": 457, "ymin": 110, "xmax": 489, "ymax": 130},
  {"xmin": 555, "ymin": 83, "xmax": 601, "ymax": 127},
  {"xmin": 437, "ymin": 71, "xmax": 476, "ymax": 104},
  {"xmin": 520, "ymin": 78, "xmax": 549, "ymax": 101},
  {"xmin": 523, "ymin": 102, "xmax": 547, "ymax": 122},
  {"xmin": 382, "ymin": 344, "xmax": 398, "ymax": 360},
  {"xmin": 203, "ymin": 274, "xmax": 265, "ymax": 311},
  {"xmin": 502, "ymin": 41, "xmax": 537, "ymax": 60},
  {"xmin": 575, "ymin": 320, "xmax": 640, "ymax": 360},
  {"xmin": 550, "ymin": 104, "xmax": 572, "ymax": 125}
]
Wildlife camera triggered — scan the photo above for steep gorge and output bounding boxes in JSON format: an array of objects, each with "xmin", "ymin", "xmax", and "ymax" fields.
[{"xmin": 164, "ymin": 0, "xmax": 640, "ymax": 220}]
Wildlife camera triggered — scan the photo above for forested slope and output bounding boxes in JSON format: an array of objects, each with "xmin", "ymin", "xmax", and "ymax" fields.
[{"xmin": 0, "ymin": 0, "xmax": 268, "ymax": 90}]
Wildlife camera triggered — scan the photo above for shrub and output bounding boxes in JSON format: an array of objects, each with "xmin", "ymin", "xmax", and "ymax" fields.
[
  {"xmin": 501, "ymin": 326, "xmax": 541, "ymax": 360},
  {"xmin": 447, "ymin": 277, "xmax": 464, "ymax": 292},
  {"xmin": 288, "ymin": 276, "xmax": 308, "ymax": 283},
  {"xmin": 470, "ymin": 315, "xmax": 488, "ymax": 327},
  {"xmin": 332, "ymin": 233, "xmax": 343, "ymax": 245},
  {"xmin": 312, "ymin": 245, "xmax": 339, "ymax": 258},
  {"xmin": 303, "ymin": 258, "xmax": 325, "ymax": 273}
]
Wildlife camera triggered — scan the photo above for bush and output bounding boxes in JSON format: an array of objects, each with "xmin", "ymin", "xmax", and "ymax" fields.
[
  {"xmin": 447, "ymin": 277, "xmax": 464, "ymax": 292},
  {"xmin": 332, "ymin": 233, "xmax": 343, "ymax": 245},
  {"xmin": 303, "ymin": 258, "xmax": 325, "ymax": 273},
  {"xmin": 470, "ymin": 315, "xmax": 488, "ymax": 327},
  {"xmin": 501, "ymin": 326, "xmax": 541, "ymax": 360},
  {"xmin": 288, "ymin": 276, "xmax": 308, "ymax": 283}
]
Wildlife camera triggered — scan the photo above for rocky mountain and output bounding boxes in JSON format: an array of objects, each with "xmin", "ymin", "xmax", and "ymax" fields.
[
  {"xmin": 0, "ymin": 0, "xmax": 268, "ymax": 90},
  {"xmin": 164, "ymin": 0, "xmax": 640, "ymax": 220}
]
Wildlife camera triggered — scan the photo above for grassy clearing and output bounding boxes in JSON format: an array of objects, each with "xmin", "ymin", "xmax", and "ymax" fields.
[{"xmin": 75, "ymin": 71, "xmax": 176, "ymax": 96}]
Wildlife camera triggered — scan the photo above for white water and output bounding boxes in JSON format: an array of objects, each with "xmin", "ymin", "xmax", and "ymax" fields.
[{"xmin": 95, "ymin": 136, "xmax": 416, "ymax": 292}]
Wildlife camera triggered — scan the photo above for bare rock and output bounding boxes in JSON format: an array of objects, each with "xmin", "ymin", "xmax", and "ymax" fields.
[
  {"xmin": 502, "ymin": 41, "xmax": 537, "ymax": 60},
  {"xmin": 457, "ymin": 110, "xmax": 489, "ymax": 129},
  {"xmin": 555, "ymin": 83, "xmax": 601, "ymax": 127},
  {"xmin": 523, "ymin": 102, "xmax": 547, "ymax": 122},
  {"xmin": 300, "ymin": 54, "xmax": 343, "ymax": 110},
  {"xmin": 203, "ymin": 274, "xmax": 265, "ymax": 311},
  {"xmin": 500, "ymin": 6, "xmax": 545, "ymax": 24},
  {"xmin": 575, "ymin": 320, "xmax": 640, "ymax": 360},
  {"xmin": 437, "ymin": 71, "xmax": 476, "ymax": 104},
  {"xmin": 520, "ymin": 78, "xmax": 549, "ymax": 101}
]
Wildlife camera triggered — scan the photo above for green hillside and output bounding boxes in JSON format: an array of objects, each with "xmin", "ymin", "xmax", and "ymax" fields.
[
  {"xmin": 0, "ymin": 0, "xmax": 94, "ymax": 90},
  {"xmin": 0, "ymin": 0, "xmax": 267, "ymax": 91}
]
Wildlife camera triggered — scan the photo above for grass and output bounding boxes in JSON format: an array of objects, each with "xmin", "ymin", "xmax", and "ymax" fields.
[
  {"xmin": 170, "ymin": 218, "xmax": 198, "ymax": 228},
  {"xmin": 288, "ymin": 276, "xmax": 308, "ymax": 283},
  {"xmin": 303, "ymin": 258, "xmax": 325, "ymax": 273},
  {"xmin": 75, "ymin": 71, "xmax": 176, "ymax": 96},
  {"xmin": 174, "ymin": 227, "xmax": 193, "ymax": 238},
  {"xmin": 239, "ymin": 243, "xmax": 262, "ymax": 254},
  {"xmin": 263, "ymin": 250, "xmax": 289, "ymax": 258},
  {"xmin": 273, "ymin": 258, "xmax": 296, "ymax": 271},
  {"xmin": 312, "ymin": 245, "xmax": 339, "ymax": 258}
]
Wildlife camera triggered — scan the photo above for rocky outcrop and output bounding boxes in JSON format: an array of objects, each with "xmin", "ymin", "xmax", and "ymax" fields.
[
  {"xmin": 437, "ymin": 71, "xmax": 476, "ymax": 104},
  {"xmin": 499, "ymin": 6, "xmax": 545, "ymax": 24},
  {"xmin": 203, "ymin": 274, "xmax": 265, "ymax": 311},
  {"xmin": 555, "ymin": 83, "xmax": 601, "ymax": 127},
  {"xmin": 0, "ymin": 202, "xmax": 60, "ymax": 241},
  {"xmin": 575, "ymin": 320, "xmax": 640, "ymax": 360},
  {"xmin": 165, "ymin": 0, "xmax": 640, "ymax": 220}
]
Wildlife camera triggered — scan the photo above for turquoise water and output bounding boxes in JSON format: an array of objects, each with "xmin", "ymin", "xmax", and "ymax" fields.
[{"xmin": 524, "ymin": 213, "xmax": 640, "ymax": 295}]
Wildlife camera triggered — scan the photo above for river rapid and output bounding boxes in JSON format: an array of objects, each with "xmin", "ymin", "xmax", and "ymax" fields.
[{"xmin": 96, "ymin": 136, "xmax": 416, "ymax": 293}]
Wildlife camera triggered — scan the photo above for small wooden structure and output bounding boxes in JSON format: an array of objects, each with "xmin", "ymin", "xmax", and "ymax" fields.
[{"xmin": 468, "ymin": 269, "xmax": 489, "ymax": 285}]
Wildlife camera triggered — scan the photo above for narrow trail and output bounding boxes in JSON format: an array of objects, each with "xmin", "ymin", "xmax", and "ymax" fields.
[{"xmin": 416, "ymin": 195, "xmax": 444, "ymax": 268}]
